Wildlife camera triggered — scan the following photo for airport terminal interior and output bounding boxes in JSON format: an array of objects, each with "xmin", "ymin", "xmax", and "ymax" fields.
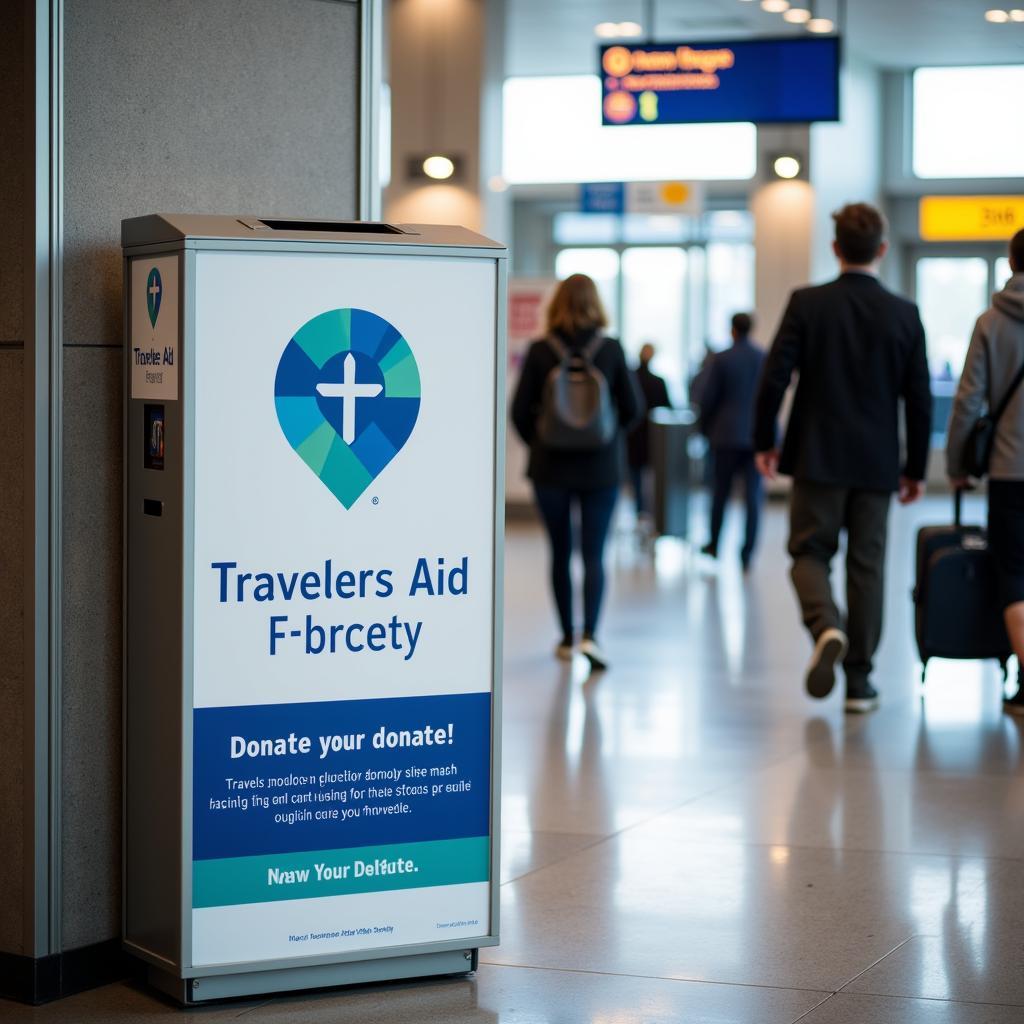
[{"xmin": 4, "ymin": 1, "xmax": 1024, "ymax": 1022}]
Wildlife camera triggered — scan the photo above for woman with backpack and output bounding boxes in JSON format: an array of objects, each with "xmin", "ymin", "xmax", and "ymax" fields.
[
  {"xmin": 947, "ymin": 229, "xmax": 1024, "ymax": 715},
  {"xmin": 511, "ymin": 274, "xmax": 641, "ymax": 670}
]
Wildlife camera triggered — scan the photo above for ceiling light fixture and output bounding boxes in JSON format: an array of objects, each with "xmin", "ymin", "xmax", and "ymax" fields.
[
  {"xmin": 806, "ymin": 16, "xmax": 835, "ymax": 32},
  {"xmin": 421, "ymin": 155, "xmax": 456, "ymax": 180},
  {"xmin": 783, "ymin": 5, "xmax": 812, "ymax": 22},
  {"xmin": 773, "ymin": 155, "xmax": 802, "ymax": 179},
  {"xmin": 761, "ymin": 0, "xmax": 790, "ymax": 12},
  {"xmin": 595, "ymin": 20, "xmax": 644, "ymax": 38},
  {"xmin": 985, "ymin": 9, "xmax": 1010, "ymax": 21},
  {"xmin": 1010, "ymin": 9, "xmax": 1024, "ymax": 20}
]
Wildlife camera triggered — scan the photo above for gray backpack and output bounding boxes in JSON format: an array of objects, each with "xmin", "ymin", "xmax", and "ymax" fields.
[{"xmin": 536, "ymin": 335, "xmax": 618, "ymax": 451}]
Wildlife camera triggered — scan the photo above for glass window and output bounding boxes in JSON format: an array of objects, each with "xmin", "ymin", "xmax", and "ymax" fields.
[
  {"xmin": 916, "ymin": 256, "xmax": 988, "ymax": 380},
  {"xmin": 706, "ymin": 243, "xmax": 756, "ymax": 352},
  {"xmin": 621, "ymin": 214, "xmax": 691, "ymax": 245},
  {"xmin": 503, "ymin": 76, "xmax": 757, "ymax": 184},
  {"xmin": 621, "ymin": 248, "xmax": 687, "ymax": 394},
  {"xmin": 996, "ymin": 256, "xmax": 1013, "ymax": 291},
  {"xmin": 553, "ymin": 213, "xmax": 619, "ymax": 246},
  {"xmin": 917, "ymin": 257, "xmax": 988, "ymax": 438},
  {"xmin": 554, "ymin": 248, "xmax": 620, "ymax": 332},
  {"xmin": 703, "ymin": 210, "xmax": 755, "ymax": 241},
  {"xmin": 913, "ymin": 67, "xmax": 1024, "ymax": 179},
  {"xmin": 686, "ymin": 246, "xmax": 707, "ymax": 395}
]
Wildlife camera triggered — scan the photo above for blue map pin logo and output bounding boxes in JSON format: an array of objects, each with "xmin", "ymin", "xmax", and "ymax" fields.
[
  {"xmin": 146, "ymin": 267, "xmax": 162, "ymax": 327},
  {"xmin": 274, "ymin": 308, "xmax": 421, "ymax": 509}
]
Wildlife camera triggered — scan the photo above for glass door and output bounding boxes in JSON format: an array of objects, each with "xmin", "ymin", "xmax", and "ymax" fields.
[
  {"xmin": 621, "ymin": 247, "xmax": 688, "ymax": 401},
  {"xmin": 997, "ymin": 256, "xmax": 1013, "ymax": 290},
  {"xmin": 554, "ymin": 248, "xmax": 621, "ymax": 333},
  {"xmin": 915, "ymin": 257, "xmax": 989, "ymax": 381},
  {"xmin": 913, "ymin": 254, "xmax": 990, "ymax": 439}
]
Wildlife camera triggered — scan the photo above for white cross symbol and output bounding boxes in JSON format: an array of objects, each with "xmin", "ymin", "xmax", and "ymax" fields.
[
  {"xmin": 316, "ymin": 353, "xmax": 383, "ymax": 444},
  {"xmin": 148, "ymin": 278, "xmax": 160, "ymax": 303}
]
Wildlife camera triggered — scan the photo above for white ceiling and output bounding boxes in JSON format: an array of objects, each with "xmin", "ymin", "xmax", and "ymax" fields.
[{"xmin": 505, "ymin": 0, "xmax": 1024, "ymax": 76}]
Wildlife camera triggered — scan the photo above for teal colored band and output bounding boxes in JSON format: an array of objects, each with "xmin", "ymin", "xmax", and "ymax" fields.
[{"xmin": 193, "ymin": 836, "xmax": 490, "ymax": 908}]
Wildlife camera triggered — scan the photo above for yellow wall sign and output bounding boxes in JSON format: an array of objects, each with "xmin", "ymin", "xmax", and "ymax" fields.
[{"xmin": 920, "ymin": 196, "xmax": 1024, "ymax": 242}]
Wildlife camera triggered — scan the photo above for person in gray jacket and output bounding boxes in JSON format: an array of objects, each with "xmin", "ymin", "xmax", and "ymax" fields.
[{"xmin": 947, "ymin": 228, "xmax": 1024, "ymax": 715}]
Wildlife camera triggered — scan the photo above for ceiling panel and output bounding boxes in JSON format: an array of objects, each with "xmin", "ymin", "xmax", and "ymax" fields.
[{"xmin": 505, "ymin": 0, "xmax": 1024, "ymax": 77}]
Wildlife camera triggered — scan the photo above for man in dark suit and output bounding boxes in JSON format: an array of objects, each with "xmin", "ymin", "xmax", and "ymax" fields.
[
  {"xmin": 699, "ymin": 313, "xmax": 765, "ymax": 570},
  {"xmin": 754, "ymin": 203, "xmax": 932, "ymax": 713}
]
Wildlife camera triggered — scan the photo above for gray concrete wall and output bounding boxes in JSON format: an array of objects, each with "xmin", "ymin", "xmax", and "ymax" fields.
[
  {"xmin": 60, "ymin": 0, "xmax": 361, "ymax": 950},
  {"xmin": 0, "ymin": 0, "xmax": 28, "ymax": 959}
]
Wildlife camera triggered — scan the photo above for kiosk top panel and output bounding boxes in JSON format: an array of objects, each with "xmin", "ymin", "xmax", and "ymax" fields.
[{"xmin": 122, "ymin": 214, "xmax": 506, "ymax": 253}]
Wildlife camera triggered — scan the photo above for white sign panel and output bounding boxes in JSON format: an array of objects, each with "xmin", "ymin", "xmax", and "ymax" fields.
[
  {"xmin": 131, "ymin": 255, "xmax": 179, "ymax": 399},
  {"xmin": 189, "ymin": 250, "xmax": 497, "ymax": 968},
  {"xmin": 626, "ymin": 180, "xmax": 704, "ymax": 216}
]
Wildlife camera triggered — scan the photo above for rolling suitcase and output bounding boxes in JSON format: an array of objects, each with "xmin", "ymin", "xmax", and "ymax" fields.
[{"xmin": 914, "ymin": 489, "xmax": 1012, "ymax": 681}]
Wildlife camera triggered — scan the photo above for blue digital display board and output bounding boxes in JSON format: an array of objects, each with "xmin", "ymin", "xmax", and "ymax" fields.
[{"xmin": 600, "ymin": 36, "xmax": 840, "ymax": 126}]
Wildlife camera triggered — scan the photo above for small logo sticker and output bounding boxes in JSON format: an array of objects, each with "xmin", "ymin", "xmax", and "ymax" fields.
[
  {"xmin": 274, "ymin": 308, "xmax": 421, "ymax": 509},
  {"xmin": 147, "ymin": 267, "xmax": 162, "ymax": 327}
]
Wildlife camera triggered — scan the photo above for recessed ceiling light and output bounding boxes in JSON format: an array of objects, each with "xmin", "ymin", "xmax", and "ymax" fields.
[
  {"xmin": 1010, "ymin": 9, "xmax": 1024, "ymax": 20},
  {"xmin": 595, "ymin": 20, "xmax": 644, "ymax": 38},
  {"xmin": 761, "ymin": 0, "xmax": 790, "ymax": 12},
  {"xmin": 807, "ymin": 17, "xmax": 835, "ymax": 32},
  {"xmin": 783, "ymin": 7, "xmax": 811, "ymax": 22},
  {"xmin": 985, "ymin": 9, "xmax": 1010, "ymax": 21}
]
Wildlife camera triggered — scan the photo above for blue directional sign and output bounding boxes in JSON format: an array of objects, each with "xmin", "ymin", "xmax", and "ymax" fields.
[{"xmin": 600, "ymin": 36, "xmax": 841, "ymax": 126}]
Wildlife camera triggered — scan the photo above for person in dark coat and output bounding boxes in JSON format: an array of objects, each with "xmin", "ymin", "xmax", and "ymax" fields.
[
  {"xmin": 626, "ymin": 343, "xmax": 672, "ymax": 519},
  {"xmin": 699, "ymin": 313, "xmax": 765, "ymax": 570},
  {"xmin": 753, "ymin": 202, "xmax": 933, "ymax": 713},
  {"xmin": 511, "ymin": 274, "xmax": 642, "ymax": 671}
]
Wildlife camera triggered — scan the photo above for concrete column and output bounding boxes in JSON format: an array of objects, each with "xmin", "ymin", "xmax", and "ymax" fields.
[
  {"xmin": 1, "ymin": 0, "xmax": 364, "ymax": 1003},
  {"xmin": 810, "ymin": 57, "xmax": 884, "ymax": 283},
  {"xmin": 384, "ymin": 0, "xmax": 484, "ymax": 231},
  {"xmin": 752, "ymin": 127, "xmax": 814, "ymax": 341}
]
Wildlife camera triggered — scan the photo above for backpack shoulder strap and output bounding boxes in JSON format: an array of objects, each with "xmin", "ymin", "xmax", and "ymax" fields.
[
  {"xmin": 991, "ymin": 351, "xmax": 1024, "ymax": 426},
  {"xmin": 545, "ymin": 334, "xmax": 569, "ymax": 361},
  {"xmin": 581, "ymin": 334, "xmax": 608, "ymax": 361}
]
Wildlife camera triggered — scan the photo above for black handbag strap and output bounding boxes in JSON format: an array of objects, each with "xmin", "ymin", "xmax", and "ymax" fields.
[{"xmin": 990, "ymin": 343, "xmax": 1024, "ymax": 426}]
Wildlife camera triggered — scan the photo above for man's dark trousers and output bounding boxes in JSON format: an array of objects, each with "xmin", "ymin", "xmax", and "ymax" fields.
[
  {"xmin": 708, "ymin": 447, "xmax": 762, "ymax": 563},
  {"xmin": 788, "ymin": 480, "xmax": 891, "ymax": 683}
]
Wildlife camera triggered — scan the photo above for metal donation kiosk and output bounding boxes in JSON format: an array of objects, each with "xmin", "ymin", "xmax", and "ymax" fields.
[{"xmin": 122, "ymin": 215, "xmax": 506, "ymax": 1003}]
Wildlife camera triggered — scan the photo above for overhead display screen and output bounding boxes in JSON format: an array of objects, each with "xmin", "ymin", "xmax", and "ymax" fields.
[{"xmin": 600, "ymin": 36, "xmax": 840, "ymax": 126}]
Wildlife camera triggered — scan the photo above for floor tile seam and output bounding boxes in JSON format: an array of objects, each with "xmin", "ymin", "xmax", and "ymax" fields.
[
  {"xmin": 834, "ymin": 933, "xmax": 920, "ymax": 994},
  {"xmin": 790, "ymin": 991, "xmax": 839, "ymax": 1023},
  {"xmin": 595, "ymin": 766, "xmax": 778, "ymax": 844},
  {"xmin": 608, "ymin": 832, "xmax": 1024, "ymax": 865},
  {"xmin": 835, "ymin": 987, "xmax": 1024, "ymax": 1010},
  {"xmin": 480, "ymin": 959, "xmax": 833, "ymax": 997},
  {"xmin": 506, "ymin": 776, "xmax": 757, "ymax": 853},
  {"xmin": 498, "ymin": 835, "xmax": 611, "ymax": 887},
  {"xmin": 234, "ymin": 998, "xmax": 276, "ymax": 1017},
  {"xmin": 747, "ymin": 758, "xmax": 1024, "ymax": 784}
]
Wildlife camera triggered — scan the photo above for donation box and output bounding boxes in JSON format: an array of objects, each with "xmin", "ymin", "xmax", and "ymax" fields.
[{"xmin": 122, "ymin": 215, "xmax": 506, "ymax": 1003}]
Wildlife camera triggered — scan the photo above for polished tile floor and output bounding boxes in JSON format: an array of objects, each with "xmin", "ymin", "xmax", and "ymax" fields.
[{"xmin": 7, "ymin": 494, "xmax": 1024, "ymax": 1023}]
